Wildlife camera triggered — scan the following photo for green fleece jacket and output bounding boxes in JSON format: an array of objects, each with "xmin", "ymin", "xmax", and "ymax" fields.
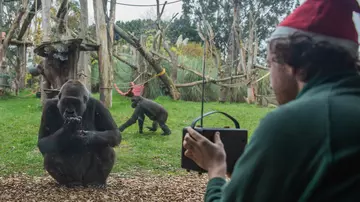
[{"xmin": 205, "ymin": 71, "xmax": 360, "ymax": 202}]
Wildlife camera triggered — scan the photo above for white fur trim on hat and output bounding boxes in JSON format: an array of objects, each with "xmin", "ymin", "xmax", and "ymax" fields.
[{"xmin": 269, "ymin": 26, "xmax": 359, "ymax": 57}]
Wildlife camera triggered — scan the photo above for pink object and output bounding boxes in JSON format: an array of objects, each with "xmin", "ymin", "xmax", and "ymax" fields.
[
  {"xmin": 114, "ymin": 83, "xmax": 144, "ymax": 97},
  {"xmin": 1, "ymin": 32, "xmax": 5, "ymax": 40},
  {"xmin": 270, "ymin": 0, "xmax": 360, "ymax": 57}
]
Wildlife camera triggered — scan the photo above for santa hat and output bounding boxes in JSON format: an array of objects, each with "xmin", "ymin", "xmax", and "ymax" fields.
[{"xmin": 270, "ymin": 0, "xmax": 360, "ymax": 57}]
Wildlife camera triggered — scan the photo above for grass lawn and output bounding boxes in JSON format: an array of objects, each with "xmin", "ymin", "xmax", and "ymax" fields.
[{"xmin": 0, "ymin": 90, "xmax": 273, "ymax": 177}]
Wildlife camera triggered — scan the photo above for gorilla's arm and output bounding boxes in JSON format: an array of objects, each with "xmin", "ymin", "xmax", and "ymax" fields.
[
  {"xmin": 37, "ymin": 100, "xmax": 78, "ymax": 155},
  {"xmin": 84, "ymin": 100, "xmax": 122, "ymax": 148},
  {"xmin": 119, "ymin": 106, "xmax": 143, "ymax": 132}
]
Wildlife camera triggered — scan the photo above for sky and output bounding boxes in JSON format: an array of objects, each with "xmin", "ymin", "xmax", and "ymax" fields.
[{"xmin": 87, "ymin": 0, "xmax": 183, "ymax": 24}]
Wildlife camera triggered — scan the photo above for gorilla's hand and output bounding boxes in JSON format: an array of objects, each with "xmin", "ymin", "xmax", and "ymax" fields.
[
  {"xmin": 78, "ymin": 130, "xmax": 96, "ymax": 145},
  {"xmin": 119, "ymin": 125, "xmax": 125, "ymax": 132},
  {"xmin": 64, "ymin": 116, "xmax": 82, "ymax": 132}
]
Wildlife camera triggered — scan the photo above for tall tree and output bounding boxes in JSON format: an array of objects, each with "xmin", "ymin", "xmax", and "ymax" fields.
[{"xmin": 219, "ymin": 0, "xmax": 240, "ymax": 103}]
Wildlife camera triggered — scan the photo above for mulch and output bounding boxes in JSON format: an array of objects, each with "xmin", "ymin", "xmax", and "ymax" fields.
[{"xmin": 0, "ymin": 173, "xmax": 209, "ymax": 202}]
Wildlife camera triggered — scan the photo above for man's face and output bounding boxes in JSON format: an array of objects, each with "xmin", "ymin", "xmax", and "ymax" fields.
[{"xmin": 267, "ymin": 49, "xmax": 299, "ymax": 105}]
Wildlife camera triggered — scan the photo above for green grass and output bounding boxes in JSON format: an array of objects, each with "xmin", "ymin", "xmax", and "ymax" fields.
[{"xmin": 0, "ymin": 90, "xmax": 273, "ymax": 177}]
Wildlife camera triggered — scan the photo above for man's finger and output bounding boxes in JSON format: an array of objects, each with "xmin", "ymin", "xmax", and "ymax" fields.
[
  {"xmin": 184, "ymin": 133, "xmax": 198, "ymax": 149},
  {"xmin": 186, "ymin": 127, "xmax": 205, "ymax": 141},
  {"xmin": 213, "ymin": 131, "xmax": 222, "ymax": 144},
  {"xmin": 184, "ymin": 150, "xmax": 194, "ymax": 159}
]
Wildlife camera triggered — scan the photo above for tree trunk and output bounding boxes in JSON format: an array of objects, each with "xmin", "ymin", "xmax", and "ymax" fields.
[
  {"xmin": 245, "ymin": 10, "xmax": 256, "ymax": 104},
  {"xmin": 0, "ymin": 0, "xmax": 4, "ymax": 27},
  {"xmin": 41, "ymin": 0, "xmax": 51, "ymax": 41},
  {"xmin": 78, "ymin": 0, "xmax": 91, "ymax": 91},
  {"xmin": 40, "ymin": 0, "xmax": 51, "ymax": 105},
  {"xmin": 57, "ymin": 0, "xmax": 70, "ymax": 38},
  {"xmin": 107, "ymin": 0, "xmax": 116, "ymax": 99},
  {"xmin": 136, "ymin": 35, "xmax": 148, "ymax": 83},
  {"xmin": 219, "ymin": 0, "xmax": 240, "ymax": 103},
  {"xmin": 18, "ymin": 45, "xmax": 26, "ymax": 89},
  {"xmin": 94, "ymin": 0, "xmax": 112, "ymax": 107}
]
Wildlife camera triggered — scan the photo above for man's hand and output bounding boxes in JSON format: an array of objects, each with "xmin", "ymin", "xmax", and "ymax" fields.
[{"xmin": 183, "ymin": 127, "xmax": 227, "ymax": 179}]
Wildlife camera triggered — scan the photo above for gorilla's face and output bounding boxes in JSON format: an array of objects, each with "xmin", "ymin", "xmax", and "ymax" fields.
[
  {"xmin": 58, "ymin": 96, "xmax": 87, "ymax": 118},
  {"xmin": 57, "ymin": 80, "xmax": 89, "ymax": 119}
]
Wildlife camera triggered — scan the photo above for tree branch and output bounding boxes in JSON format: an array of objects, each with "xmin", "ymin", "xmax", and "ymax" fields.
[
  {"xmin": 175, "ymin": 75, "xmax": 247, "ymax": 88},
  {"xmin": 17, "ymin": 0, "xmax": 42, "ymax": 40},
  {"xmin": 56, "ymin": 0, "xmax": 69, "ymax": 35}
]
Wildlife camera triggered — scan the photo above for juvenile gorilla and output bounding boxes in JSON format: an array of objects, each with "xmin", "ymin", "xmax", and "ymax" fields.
[
  {"xmin": 37, "ymin": 80, "xmax": 121, "ymax": 188},
  {"xmin": 119, "ymin": 96, "xmax": 171, "ymax": 136}
]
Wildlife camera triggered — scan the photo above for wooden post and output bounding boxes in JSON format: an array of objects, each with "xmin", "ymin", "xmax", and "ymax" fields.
[
  {"xmin": 94, "ymin": 0, "xmax": 112, "ymax": 108},
  {"xmin": 40, "ymin": 0, "xmax": 51, "ymax": 105},
  {"xmin": 78, "ymin": 0, "xmax": 91, "ymax": 91},
  {"xmin": 18, "ymin": 44, "xmax": 26, "ymax": 89},
  {"xmin": 136, "ymin": 35, "xmax": 148, "ymax": 83}
]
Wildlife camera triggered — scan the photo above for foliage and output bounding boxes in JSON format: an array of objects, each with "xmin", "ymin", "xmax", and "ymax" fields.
[{"xmin": 0, "ymin": 92, "xmax": 273, "ymax": 176}]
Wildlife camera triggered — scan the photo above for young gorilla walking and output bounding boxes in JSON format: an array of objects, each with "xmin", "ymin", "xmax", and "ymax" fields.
[
  {"xmin": 119, "ymin": 96, "xmax": 171, "ymax": 136},
  {"xmin": 37, "ymin": 80, "xmax": 121, "ymax": 188}
]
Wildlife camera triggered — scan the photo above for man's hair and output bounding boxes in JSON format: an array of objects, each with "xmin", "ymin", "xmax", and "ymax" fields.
[{"xmin": 269, "ymin": 33, "xmax": 359, "ymax": 82}]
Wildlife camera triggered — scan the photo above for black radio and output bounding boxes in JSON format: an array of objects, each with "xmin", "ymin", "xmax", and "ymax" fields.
[{"xmin": 181, "ymin": 111, "xmax": 248, "ymax": 174}]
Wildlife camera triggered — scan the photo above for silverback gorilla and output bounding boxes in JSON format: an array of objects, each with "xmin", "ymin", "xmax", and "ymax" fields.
[
  {"xmin": 119, "ymin": 96, "xmax": 171, "ymax": 136},
  {"xmin": 37, "ymin": 80, "xmax": 121, "ymax": 188}
]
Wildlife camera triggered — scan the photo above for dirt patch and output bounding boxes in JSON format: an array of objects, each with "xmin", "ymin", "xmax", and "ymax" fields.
[{"xmin": 0, "ymin": 173, "xmax": 209, "ymax": 202}]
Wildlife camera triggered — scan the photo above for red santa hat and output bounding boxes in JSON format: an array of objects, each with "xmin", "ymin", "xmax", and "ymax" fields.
[{"xmin": 270, "ymin": 0, "xmax": 360, "ymax": 57}]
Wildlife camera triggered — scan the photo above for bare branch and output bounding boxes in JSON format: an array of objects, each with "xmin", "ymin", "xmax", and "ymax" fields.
[
  {"xmin": 175, "ymin": 75, "xmax": 246, "ymax": 88},
  {"xmin": 57, "ymin": 0, "xmax": 69, "ymax": 35},
  {"xmin": 17, "ymin": 0, "xmax": 42, "ymax": 40}
]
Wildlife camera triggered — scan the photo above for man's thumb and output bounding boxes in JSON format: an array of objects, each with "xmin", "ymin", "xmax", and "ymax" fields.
[{"xmin": 214, "ymin": 131, "xmax": 221, "ymax": 143}]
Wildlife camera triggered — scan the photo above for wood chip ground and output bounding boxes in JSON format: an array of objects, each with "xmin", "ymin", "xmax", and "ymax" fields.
[{"xmin": 0, "ymin": 173, "xmax": 209, "ymax": 202}]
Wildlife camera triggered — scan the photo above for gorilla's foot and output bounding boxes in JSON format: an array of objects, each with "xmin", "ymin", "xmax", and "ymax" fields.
[
  {"xmin": 64, "ymin": 181, "xmax": 83, "ymax": 188},
  {"xmin": 146, "ymin": 126, "xmax": 157, "ymax": 132},
  {"xmin": 161, "ymin": 132, "xmax": 171, "ymax": 136},
  {"xmin": 86, "ymin": 183, "xmax": 107, "ymax": 189}
]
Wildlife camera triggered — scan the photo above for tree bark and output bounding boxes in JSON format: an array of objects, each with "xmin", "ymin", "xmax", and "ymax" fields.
[
  {"xmin": 78, "ymin": 0, "xmax": 91, "ymax": 91},
  {"xmin": 94, "ymin": 0, "xmax": 113, "ymax": 107}
]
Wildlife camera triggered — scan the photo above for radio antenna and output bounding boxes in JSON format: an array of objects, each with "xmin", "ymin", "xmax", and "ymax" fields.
[{"xmin": 200, "ymin": 40, "xmax": 206, "ymax": 128}]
